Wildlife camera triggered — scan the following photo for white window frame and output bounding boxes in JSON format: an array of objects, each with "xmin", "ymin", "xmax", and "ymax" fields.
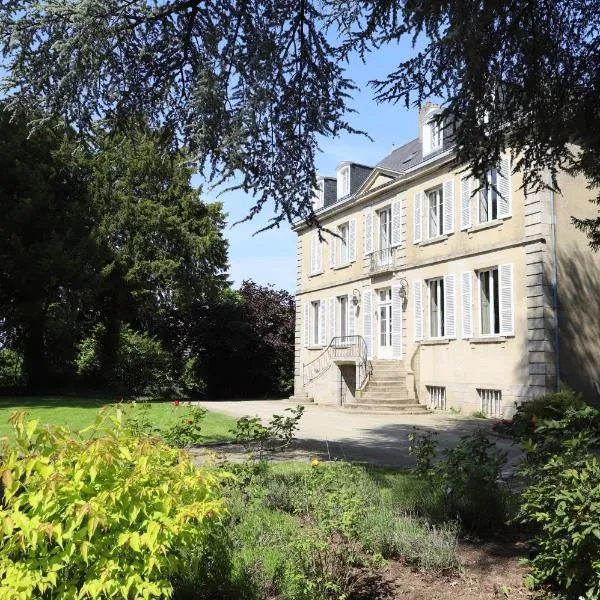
[
  {"xmin": 310, "ymin": 300, "xmax": 321, "ymax": 346},
  {"xmin": 337, "ymin": 295, "xmax": 349, "ymax": 338},
  {"xmin": 337, "ymin": 166, "xmax": 350, "ymax": 199},
  {"xmin": 478, "ymin": 169, "xmax": 499, "ymax": 224},
  {"xmin": 424, "ymin": 114, "xmax": 443, "ymax": 155},
  {"xmin": 378, "ymin": 206, "xmax": 392, "ymax": 251},
  {"xmin": 338, "ymin": 222, "xmax": 350, "ymax": 265},
  {"xmin": 428, "ymin": 278, "xmax": 445, "ymax": 339},
  {"xmin": 478, "ymin": 267, "xmax": 500, "ymax": 336},
  {"xmin": 427, "ymin": 187, "xmax": 444, "ymax": 239}
]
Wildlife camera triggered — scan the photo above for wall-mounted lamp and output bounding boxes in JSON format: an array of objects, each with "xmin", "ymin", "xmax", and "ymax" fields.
[
  {"xmin": 397, "ymin": 278, "xmax": 409, "ymax": 299},
  {"xmin": 351, "ymin": 289, "xmax": 361, "ymax": 306}
]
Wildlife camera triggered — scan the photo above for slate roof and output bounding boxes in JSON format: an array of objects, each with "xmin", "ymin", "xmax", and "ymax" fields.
[{"xmin": 376, "ymin": 137, "xmax": 448, "ymax": 173}]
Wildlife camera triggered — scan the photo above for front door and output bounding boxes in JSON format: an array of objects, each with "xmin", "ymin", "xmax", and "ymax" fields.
[{"xmin": 378, "ymin": 288, "xmax": 393, "ymax": 359}]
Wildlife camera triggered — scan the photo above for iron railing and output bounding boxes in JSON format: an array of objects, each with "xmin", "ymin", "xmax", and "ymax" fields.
[
  {"xmin": 370, "ymin": 247, "xmax": 396, "ymax": 274},
  {"xmin": 303, "ymin": 335, "xmax": 371, "ymax": 389}
]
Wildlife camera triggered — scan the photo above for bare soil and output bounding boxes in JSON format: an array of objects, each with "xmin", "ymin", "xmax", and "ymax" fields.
[{"xmin": 374, "ymin": 537, "xmax": 531, "ymax": 600}]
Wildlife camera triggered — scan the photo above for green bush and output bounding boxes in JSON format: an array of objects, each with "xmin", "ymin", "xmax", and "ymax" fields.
[
  {"xmin": 518, "ymin": 406, "xmax": 600, "ymax": 599},
  {"xmin": 76, "ymin": 324, "xmax": 172, "ymax": 397},
  {"xmin": 359, "ymin": 509, "xmax": 459, "ymax": 572},
  {"xmin": 0, "ymin": 409, "xmax": 227, "ymax": 599},
  {"xmin": 0, "ymin": 348, "xmax": 24, "ymax": 387},
  {"xmin": 163, "ymin": 405, "xmax": 207, "ymax": 448},
  {"xmin": 440, "ymin": 429, "xmax": 510, "ymax": 533},
  {"xmin": 180, "ymin": 356, "xmax": 206, "ymax": 397},
  {"xmin": 512, "ymin": 386, "xmax": 585, "ymax": 439}
]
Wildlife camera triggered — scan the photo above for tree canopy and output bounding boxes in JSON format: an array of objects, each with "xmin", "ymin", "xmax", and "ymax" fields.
[{"xmin": 1, "ymin": 0, "xmax": 598, "ymax": 240}]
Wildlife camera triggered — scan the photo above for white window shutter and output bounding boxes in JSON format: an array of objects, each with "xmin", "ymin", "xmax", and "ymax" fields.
[
  {"xmin": 303, "ymin": 301, "xmax": 310, "ymax": 347},
  {"xmin": 461, "ymin": 271, "xmax": 473, "ymax": 339},
  {"xmin": 310, "ymin": 234, "xmax": 316, "ymax": 275},
  {"xmin": 443, "ymin": 179, "xmax": 455, "ymax": 234},
  {"xmin": 460, "ymin": 176, "xmax": 471, "ymax": 230},
  {"xmin": 498, "ymin": 156, "xmax": 512, "ymax": 218},
  {"xmin": 363, "ymin": 209, "xmax": 373, "ymax": 255},
  {"xmin": 319, "ymin": 299, "xmax": 326, "ymax": 345},
  {"xmin": 329, "ymin": 233, "xmax": 336, "ymax": 268},
  {"xmin": 443, "ymin": 273, "xmax": 456, "ymax": 339},
  {"xmin": 413, "ymin": 192, "xmax": 422, "ymax": 244},
  {"xmin": 316, "ymin": 236, "xmax": 322, "ymax": 273},
  {"xmin": 328, "ymin": 297, "xmax": 335, "ymax": 340},
  {"xmin": 391, "ymin": 199, "xmax": 402, "ymax": 247},
  {"xmin": 499, "ymin": 263, "xmax": 514, "ymax": 336},
  {"xmin": 348, "ymin": 301, "xmax": 355, "ymax": 336},
  {"xmin": 348, "ymin": 219, "xmax": 356, "ymax": 262},
  {"xmin": 414, "ymin": 280, "xmax": 423, "ymax": 341},
  {"xmin": 391, "ymin": 285, "xmax": 403, "ymax": 358},
  {"xmin": 363, "ymin": 289, "xmax": 373, "ymax": 358}
]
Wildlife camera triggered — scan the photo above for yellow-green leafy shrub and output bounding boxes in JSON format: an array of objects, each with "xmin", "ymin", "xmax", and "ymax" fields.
[{"xmin": 0, "ymin": 409, "xmax": 227, "ymax": 599}]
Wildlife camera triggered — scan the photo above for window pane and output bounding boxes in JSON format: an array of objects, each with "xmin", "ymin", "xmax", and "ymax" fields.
[
  {"xmin": 312, "ymin": 302, "xmax": 319, "ymax": 344},
  {"xmin": 479, "ymin": 184, "xmax": 489, "ymax": 223},
  {"xmin": 339, "ymin": 296, "xmax": 347, "ymax": 338},
  {"xmin": 490, "ymin": 170, "xmax": 498, "ymax": 220},
  {"xmin": 430, "ymin": 280, "xmax": 439, "ymax": 337},
  {"xmin": 492, "ymin": 269, "xmax": 500, "ymax": 334},
  {"xmin": 480, "ymin": 272, "xmax": 491, "ymax": 334}
]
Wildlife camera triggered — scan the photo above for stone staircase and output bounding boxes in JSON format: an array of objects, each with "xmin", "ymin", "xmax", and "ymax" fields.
[{"xmin": 345, "ymin": 360, "xmax": 429, "ymax": 414}]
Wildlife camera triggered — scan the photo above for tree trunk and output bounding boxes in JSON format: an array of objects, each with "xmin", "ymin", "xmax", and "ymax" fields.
[{"xmin": 22, "ymin": 306, "xmax": 47, "ymax": 390}]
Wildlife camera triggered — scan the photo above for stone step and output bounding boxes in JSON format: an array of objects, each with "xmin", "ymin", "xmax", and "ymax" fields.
[
  {"xmin": 344, "ymin": 403, "xmax": 430, "ymax": 414},
  {"xmin": 359, "ymin": 390, "xmax": 410, "ymax": 400},
  {"xmin": 370, "ymin": 363, "xmax": 406, "ymax": 371},
  {"xmin": 366, "ymin": 380, "xmax": 408, "ymax": 388},
  {"xmin": 358, "ymin": 397, "xmax": 412, "ymax": 405},
  {"xmin": 288, "ymin": 395, "xmax": 315, "ymax": 404},
  {"xmin": 368, "ymin": 373, "xmax": 407, "ymax": 381}
]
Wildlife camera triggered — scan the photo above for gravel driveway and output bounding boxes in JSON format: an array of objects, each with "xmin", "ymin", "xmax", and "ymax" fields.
[{"xmin": 198, "ymin": 400, "xmax": 521, "ymax": 472}]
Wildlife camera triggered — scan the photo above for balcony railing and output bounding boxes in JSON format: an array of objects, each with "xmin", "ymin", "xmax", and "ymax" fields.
[{"xmin": 370, "ymin": 247, "xmax": 396, "ymax": 274}]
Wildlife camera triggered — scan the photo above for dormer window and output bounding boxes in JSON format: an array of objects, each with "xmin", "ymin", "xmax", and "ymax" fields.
[
  {"xmin": 423, "ymin": 112, "xmax": 443, "ymax": 155},
  {"xmin": 313, "ymin": 180, "xmax": 324, "ymax": 210},
  {"xmin": 337, "ymin": 166, "xmax": 350, "ymax": 199}
]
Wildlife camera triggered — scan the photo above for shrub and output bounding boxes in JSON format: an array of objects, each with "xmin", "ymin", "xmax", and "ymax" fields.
[
  {"xmin": 407, "ymin": 427, "xmax": 439, "ymax": 474},
  {"xmin": 359, "ymin": 510, "xmax": 459, "ymax": 572},
  {"xmin": 512, "ymin": 386, "xmax": 585, "ymax": 439},
  {"xmin": 163, "ymin": 405, "xmax": 208, "ymax": 448},
  {"xmin": 77, "ymin": 324, "xmax": 172, "ymax": 397},
  {"xmin": 439, "ymin": 429, "xmax": 510, "ymax": 533},
  {"xmin": 231, "ymin": 405, "xmax": 304, "ymax": 458},
  {"xmin": 0, "ymin": 348, "xmax": 24, "ymax": 387},
  {"xmin": 0, "ymin": 409, "xmax": 227, "ymax": 599},
  {"xmin": 180, "ymin": 356, "xmax": 206, "ymax": 397},
  {"xmin": 518, "ymin": 406, "xmax": 600, "ymax": 599}
]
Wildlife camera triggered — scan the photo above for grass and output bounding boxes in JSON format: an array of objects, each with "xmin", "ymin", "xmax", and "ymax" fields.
[{"xmin": 0, "ymin": 396, "xmax": 238, "ymax": 443}]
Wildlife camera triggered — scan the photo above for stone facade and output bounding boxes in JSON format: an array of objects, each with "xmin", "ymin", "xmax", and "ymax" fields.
[{"xmin": 292, "ymin": 111, "xmax": 600, "ymax": 414}]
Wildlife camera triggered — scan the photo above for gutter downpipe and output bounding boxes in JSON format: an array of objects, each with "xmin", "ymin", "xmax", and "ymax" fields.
[{"xmin": 550, "ymin": 187, "xmax": 560, "ymax": 391}]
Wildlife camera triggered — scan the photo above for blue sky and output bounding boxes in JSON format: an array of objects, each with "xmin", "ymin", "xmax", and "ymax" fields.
[{"xmin": 196, "ymin": 42, "xmax": 421, "ymax": 294}]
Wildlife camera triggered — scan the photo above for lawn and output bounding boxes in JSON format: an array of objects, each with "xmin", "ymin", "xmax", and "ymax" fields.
[{"xmin": 0, "ymin": 396, "xmax": 238, "ymax": 443}]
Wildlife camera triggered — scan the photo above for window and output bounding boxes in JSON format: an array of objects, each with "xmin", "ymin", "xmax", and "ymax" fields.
[
  {"xmin": 427, "ymin": 386, "xmax": 446, "ymax": 410},
  {"xmin": 379, "ymin": 207, "xmax": 392, "ymax": 250},
  {"xmin": 428, "ymin": 278, "xmax": 445, "ymax": 338},
  {"xmin": 311, "ymin": 301, "xmax": 320, "ymax": 345},
  {"xmin": 338, "ymin": 222, "xmax": 349, "ymax": 265},
  {"xmin": 479, "ymin": 169, "xmax": 498, "ymax": 223},
  {"xmin": 424, "ymin": 114, "xmax": 443, "ymax": 154},
  {"xmin": 337, "ymin": 166, "xmax": 350, "ymax": 199},
  {"xmin": 338, "ymin": 295, "xmax": 348, "ymax": 338},
  {"xmin": 479, "ymin": 268, "xmax": 500, "ymax": 335},
  {"xmin": 379, "ymin": 288, "xmax": 393, "ymax": 348},
  {"xmin": 427, "ymin": 187, "xmax": 443, "ymax": 238},
  {"xmin": 479, "ymin": 388, "xmax": 502, "ymax": 417}
]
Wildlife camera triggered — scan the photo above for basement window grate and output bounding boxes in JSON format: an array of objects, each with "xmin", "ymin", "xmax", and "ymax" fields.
[
  {"xmin": 478, "ymin": 388, "xmax": 502, "ymax": 417},
  {"xmin": 426, "ymin": 385, "xmax": 446, "ymax": 410}
]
